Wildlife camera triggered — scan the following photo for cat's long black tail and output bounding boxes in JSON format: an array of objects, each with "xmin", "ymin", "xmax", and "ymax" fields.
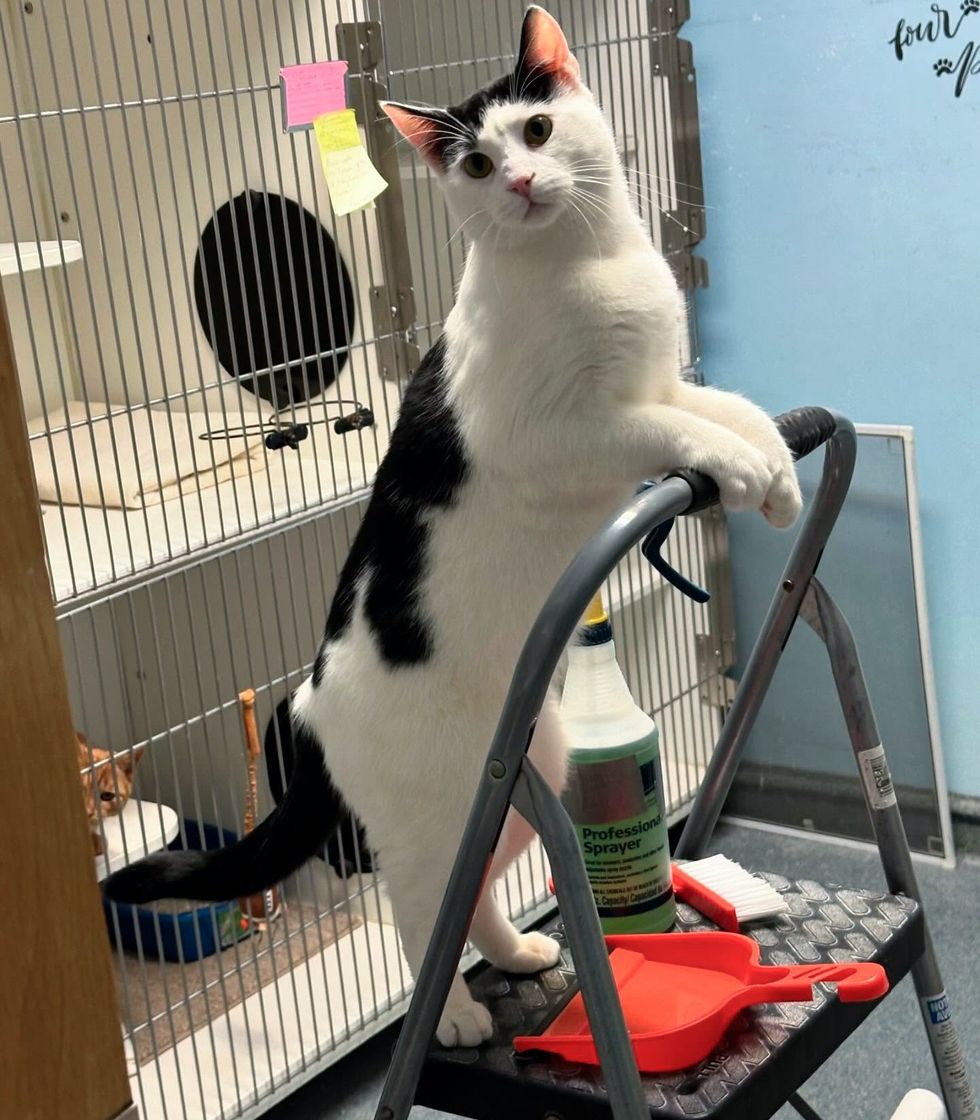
[{"xmin": 102, "ymin": 720, "xmax": 343, "ymax": 905}]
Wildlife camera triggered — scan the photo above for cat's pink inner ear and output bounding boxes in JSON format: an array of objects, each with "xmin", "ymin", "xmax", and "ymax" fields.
[
  {"xmin": 380, "ymin": 102, "xmax": 446, "ymax": 170},
  {"xmin": 521, "ymin": 6, "xmax": 581, "ymax": 85}
]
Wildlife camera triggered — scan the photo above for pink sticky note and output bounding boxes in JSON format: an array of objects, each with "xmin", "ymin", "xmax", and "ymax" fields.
[{"xmin": 279, "ymin": 61, "xmax": 349, "ymax": 132}]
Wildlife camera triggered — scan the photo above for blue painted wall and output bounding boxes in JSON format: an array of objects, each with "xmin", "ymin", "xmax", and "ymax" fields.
[{"xmin": 687, "ymin": 1, "xmax": 980, "ymax": 796}]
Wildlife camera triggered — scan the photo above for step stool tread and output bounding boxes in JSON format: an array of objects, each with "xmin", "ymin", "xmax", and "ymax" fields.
[{"xmin": 418, "ymin": 873, "xmax": 923, "ymax": 1120}]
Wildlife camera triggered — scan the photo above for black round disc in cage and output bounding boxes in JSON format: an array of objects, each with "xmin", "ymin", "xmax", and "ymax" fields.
[{"xmin": 193, "ymin": 191, "xmax": 356, "ymax": 409}]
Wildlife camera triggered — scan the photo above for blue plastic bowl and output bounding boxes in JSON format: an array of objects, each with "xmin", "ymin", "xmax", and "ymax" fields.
[{"xmin": 103, "ymin": 819, "xmax": 248, "ymax": 962}]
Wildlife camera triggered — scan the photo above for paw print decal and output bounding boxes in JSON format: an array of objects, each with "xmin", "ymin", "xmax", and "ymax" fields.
[
  {"xmin": 962, "ymin": 0, "xmax": 979, "ymax": 14},
  {"xmin": 934, "ymin": 57, "xmax": 956, "ymax": 74}
]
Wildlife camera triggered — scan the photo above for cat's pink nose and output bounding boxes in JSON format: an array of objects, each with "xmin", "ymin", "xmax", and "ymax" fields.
[{"xmin": 507, "ymin": 173, "xmax": 535, "ymax": 199}]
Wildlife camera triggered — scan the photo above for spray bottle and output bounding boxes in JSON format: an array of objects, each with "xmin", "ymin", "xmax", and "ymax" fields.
[{"xmin": 560, "ymin": 590, "xmax": 676, "ymax": 934}]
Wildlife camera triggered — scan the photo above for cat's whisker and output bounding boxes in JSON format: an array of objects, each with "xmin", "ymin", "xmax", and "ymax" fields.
[
  {"xmin": 445, "ymin": 209, "xmax": 488, "ymax": 250},
  {"xmin": 574, "ymin": 173, "xmax": 710, "ymax": 231},
  {"xmin": 628, "ymin": 193, "xmax": 696, "ymax": 235},
  {"xmin": 565, "ymin": 194, "xmax": 604, "ymax": 260},
  {"xmin": 570, "ymin": 158, "xmax": 709, "ymax": 198},
  {"xmin": 572, "ymin": 185, "xmax": 614, "ymax": 214},
  {"xmin": 572, "ymin": 170, "xmax": 714, "ymax": 212},
  {"xmin": 571, "ymin": 190, "xmax": 617, "ymax": 232},
  {"xmin": 491, "ymin": 222, "xmax": 505, "ymax": 300}
]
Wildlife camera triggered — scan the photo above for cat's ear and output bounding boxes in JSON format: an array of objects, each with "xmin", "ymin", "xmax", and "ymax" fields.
[
  {"xmin": 516, "ymin": 6, "xmax": 581, "ymax": 90},
  {"xmin": 118, "ymin": 746, "xmax": 144, "ymax": 775},
  {"xmin": 380, "ymin": 102, "xmax": 458, "ymax": 172}
]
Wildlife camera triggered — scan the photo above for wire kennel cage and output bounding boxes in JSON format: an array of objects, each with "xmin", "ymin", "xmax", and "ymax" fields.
[{"xmin": 0, "ymin": 1, "xmax": 729, "ymax": 1117}]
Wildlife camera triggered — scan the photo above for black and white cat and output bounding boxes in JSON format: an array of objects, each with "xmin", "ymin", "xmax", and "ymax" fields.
[{"xmin": 105, "ymin": 7, "xmax": 801, "ymax": 1047}]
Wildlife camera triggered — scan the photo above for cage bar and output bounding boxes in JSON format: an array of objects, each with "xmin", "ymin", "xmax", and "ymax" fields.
[{"xmin": 1, "ymin": 3, "xmax": 727, "ymax": 1117}]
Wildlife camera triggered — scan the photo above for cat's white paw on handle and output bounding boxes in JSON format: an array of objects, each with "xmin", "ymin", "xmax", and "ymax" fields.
[
  {"xmin": 762, "ymin": 462, "xmax": 803, "ymax": 529},
  {"xmin": 694, "ymin": 437, "xmax": 774, "ymax": 515},
  {"xmin": 687, "ymin": 425, "xmax": 803, "ymax": 529},
  {"xmin": 759, "ymin": 429, "xmax": 804, "ymax": 529},
  {"xmin": 436, "ymin": 996, "xmax": 494, "ymax": 1048}
]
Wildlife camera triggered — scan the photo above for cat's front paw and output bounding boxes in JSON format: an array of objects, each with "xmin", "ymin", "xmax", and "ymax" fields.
[
  {"xmin": 493, "ymin": 931, "xmax": 562, "ymax": 974},
  {"xmin": 759, "ymin": 434, "xmax": 803, "ymax": 529},
  {"xmin": 762, "ymin": 465, "xmax": 803, "ymax": 529},
  {"xmin": 703, "ymin": 441, "xmax": 773, "ymax": 514},
  {"xmin": 436, "ymin": 997, "xmax": 494, "ymax": 1047}
]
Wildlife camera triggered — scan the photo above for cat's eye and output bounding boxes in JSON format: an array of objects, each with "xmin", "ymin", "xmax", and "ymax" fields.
[
  {"xmin": 100, "ymin": 791, "xmax": 115, "ymax": 802},
  {"xmin": 462, "ymin": 151, "xmax": 493, "ymax": 179},
  {"xmin": 523, "ymin": 114, "xmax": 553, "ymax": 147}
]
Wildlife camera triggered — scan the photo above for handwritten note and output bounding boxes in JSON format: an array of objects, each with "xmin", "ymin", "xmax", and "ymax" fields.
[
  {"xmin": 279, "ymin": 61, "xmax": 348, "ymax": 131},
  {"xmin": 315, "ymin": 108, "xmax": 362, "ymax": 152},
  {"xmin": 314, "ymin": 110, "xmax": 388, "ymax": 216}
]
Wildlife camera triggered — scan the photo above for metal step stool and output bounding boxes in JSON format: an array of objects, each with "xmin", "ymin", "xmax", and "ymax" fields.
[{"xmin": 374, "ymin": 409, "xmax": 976, "ymax": 1120}]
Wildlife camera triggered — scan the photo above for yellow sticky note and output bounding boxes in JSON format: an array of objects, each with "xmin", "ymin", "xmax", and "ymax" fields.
[
  {"xmin": 314, "ymin": 110, "xmax": 388, "ymax": 215},
  {"xmin": 314, "ymin": 109, "xmax": 362, "ymax": 152}
]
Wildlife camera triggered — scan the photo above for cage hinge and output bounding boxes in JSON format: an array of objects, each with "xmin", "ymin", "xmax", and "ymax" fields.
[
  {"xmin": 667, "ymin": 250, "xmax": 709, "ymax": 291},
  {"xmin": 337, "ymin": 21, "xmax": 421, "ymax": 382},
  {"xmin": 696, "ymin": 635, "xmax": 737, "ymax": 709},
  {"xmin": 649, "ymin": 0, "xmax": 691, "ymax": 34},
  {"xmin": 369, "ymin": 285, "xmax": 419, "ymax": 381},
  {"xmin": 336, "ymin": 20, "xmax": 383, "ymax": 73},
  {"xmin": 668, "ymin": 0, "xmax": 692, "ymax": 31}
]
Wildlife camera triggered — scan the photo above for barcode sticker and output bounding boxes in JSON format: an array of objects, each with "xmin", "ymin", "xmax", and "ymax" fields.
[{"xmin": 858, "ymin": 745, "xmax": 897, "ymax": 810}]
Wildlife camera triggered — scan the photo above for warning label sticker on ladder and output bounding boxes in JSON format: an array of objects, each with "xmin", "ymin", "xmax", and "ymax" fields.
[{"xmin": 920, "ymin": 991, "xmax": 978, "ymax": 1117}]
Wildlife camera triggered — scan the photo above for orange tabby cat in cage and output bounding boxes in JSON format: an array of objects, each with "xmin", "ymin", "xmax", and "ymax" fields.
[{"xmin": 77, "ymin": 732, "xmax": 143, "ymax": 855}]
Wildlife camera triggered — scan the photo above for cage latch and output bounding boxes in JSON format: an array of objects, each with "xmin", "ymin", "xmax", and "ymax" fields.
[{"xmin": 641, "ymin": 518, "xmax": 710, "ymax": 603}]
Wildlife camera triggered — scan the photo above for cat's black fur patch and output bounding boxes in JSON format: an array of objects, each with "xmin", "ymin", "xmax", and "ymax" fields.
[
  {"xmin": 429, "ymin": 57, "xmax": 561, "ymax": 168},
  {"xmin": 314, "ymin": 335, "xmax": 468, "ymax": 669},
  {"xmin": 311, "ymin": 643, "xmax": 328, "ymax": 688},
  {"xmin": 103, "ymin": 718, "xmax": 342, "ymax": 903}
]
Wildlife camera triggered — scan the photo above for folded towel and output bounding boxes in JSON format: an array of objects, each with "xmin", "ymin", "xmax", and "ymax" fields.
[{"xmin": 29, "ymin": 401, "xmax": 267, "ymax": 510}]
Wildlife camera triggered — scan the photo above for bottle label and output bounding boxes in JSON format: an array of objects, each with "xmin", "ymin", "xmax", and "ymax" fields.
[{"xmin": 565, "ymin": 739, "xmax": 673, "ymax": 921}]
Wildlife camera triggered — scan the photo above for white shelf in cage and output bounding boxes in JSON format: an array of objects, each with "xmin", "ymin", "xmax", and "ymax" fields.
[
  {"xmin": 43, "ymin": 432, "xmax": 381, "ymax": 602},
  {"xmin": 95, "ymin": 798, "xmax": 179, "ymax": 882},
  {"xmin": 37, "ymin": 368, "xmax": 402, "ymax": 603},
  {"xmin": 0, "ymin": 240, "xmax": 82, "ymax": 276}
]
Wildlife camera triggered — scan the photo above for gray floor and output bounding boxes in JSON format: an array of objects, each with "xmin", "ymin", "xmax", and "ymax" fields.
[{"xmin": 261, "ymin": 822, "xmax": 980, "ymax": 1120}]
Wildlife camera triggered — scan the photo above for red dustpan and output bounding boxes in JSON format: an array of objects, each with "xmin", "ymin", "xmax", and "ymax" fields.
[{"xmin": 513, "ymin": 932, "xmax": 888, "ymax": 1073}]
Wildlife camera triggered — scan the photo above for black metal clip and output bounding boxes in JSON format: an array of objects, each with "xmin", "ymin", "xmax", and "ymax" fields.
[
  {"xmin": 265, "ymin": 423, "xmax": 309, "ymax": 451},
  {"xmin": 641, "ymin": 517, "xmax": 711, "ymax": 604},
  {"xmin": 198, "ymin": 400, "xmax": 375, "ymax": 453}
]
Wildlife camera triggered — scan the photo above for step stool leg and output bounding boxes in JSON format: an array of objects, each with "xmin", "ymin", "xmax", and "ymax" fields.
[
  {"xmin": 512, "ymin": 757, "xmax": 649, "ymax": 1120},
  {"xmin": 675, "ymin": 420, "xmax": 858, "ymax": 859},
  {"xmin": 372, "ymin": 744, "xmax": 520, "ymax": 1120},
  {"xmin": 788, "ymin": 1092, "xmax": 826, "ymax": 1120},
  {"xmin": 802, "ymin": 579, "xmax": 977, "ymax": 1120}
]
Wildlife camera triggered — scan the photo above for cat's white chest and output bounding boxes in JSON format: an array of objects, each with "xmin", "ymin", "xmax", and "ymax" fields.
[{"xmin": 454, "ymin": 245, "xmax": 681, "ymax": 416}]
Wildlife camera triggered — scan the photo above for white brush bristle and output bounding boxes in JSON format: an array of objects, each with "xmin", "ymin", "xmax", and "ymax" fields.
[{"xmin": 682, "ymin": 854, "xmax": 789, "ymax": 922}]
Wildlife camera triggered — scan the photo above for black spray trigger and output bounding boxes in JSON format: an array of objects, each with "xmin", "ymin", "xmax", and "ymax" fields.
[{"xmin": 641, "ymin": 518, "xmax": 711, "ymax": 604}]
